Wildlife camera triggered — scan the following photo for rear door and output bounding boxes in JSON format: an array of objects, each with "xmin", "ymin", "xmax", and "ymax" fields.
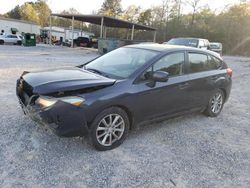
[
  {"xmin": 11, "ymin": 35, "xmax": 18, "ymax": 43},
  {"xmin": 186, "ymin": 52, "xmax": 210, "ymax": 107},
  {"xmin": 4, "ymin": 35, "xmax": 13, "ymax": 43},
  {"xmin": 186, "ymin": 51, "xmax": 225, "ymax": 108}
]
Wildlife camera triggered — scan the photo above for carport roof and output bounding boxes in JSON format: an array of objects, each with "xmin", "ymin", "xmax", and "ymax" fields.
[{"xmin": 51, "ymin": 14, "xmax": 156, "ymax": 31}]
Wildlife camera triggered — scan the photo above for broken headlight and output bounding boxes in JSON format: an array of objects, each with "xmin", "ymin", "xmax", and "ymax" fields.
[{"xmin": 36, "ymin": 96, "xmax": 85, "ymax": 108}]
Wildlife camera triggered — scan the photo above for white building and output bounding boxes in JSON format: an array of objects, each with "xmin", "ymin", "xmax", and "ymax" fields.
[
  {"xmin": 0, "ymin": 17, "xmax": 40, "ymax": 35},
  {"xmin": 43, "ymin": 26, "xmax": 94, "ymax": 42}
]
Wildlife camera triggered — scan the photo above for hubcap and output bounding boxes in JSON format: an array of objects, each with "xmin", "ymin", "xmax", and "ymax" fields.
[
  {"xmin": 211, "ymin": 93, "xmax": 223, "ymax": 114},
  {"xmin": 96, "ymin": 114, "xmax": 125, "ymax": 146}
]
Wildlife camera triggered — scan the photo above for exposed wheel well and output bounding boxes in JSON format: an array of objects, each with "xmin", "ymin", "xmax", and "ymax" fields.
[{"xmin": 219, "ymin": 88, "xmax": 227, "ymax": 101}]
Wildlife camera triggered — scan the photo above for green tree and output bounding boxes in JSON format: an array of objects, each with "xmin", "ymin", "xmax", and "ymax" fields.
[
  {"xmin": 34, "ymin": 0, "xmax": 51, "ymax": 27},
  {"xmin": 122, "ymin": 5, "xmax": 141, "ymax": 22},
  {"xmin": 99, "ymin": 0, "xmax": 122, "ymax": 17},
  {"xmin": 5, "ymin": 5, "xmax": 22, "ymax": 19},
  {"xmin": 19, "ymin": 2, "xmax": 39, "ymax": 23},
  {"xmin": 138, "ymin": 9, "xmax": 152, "ymax": 26}
]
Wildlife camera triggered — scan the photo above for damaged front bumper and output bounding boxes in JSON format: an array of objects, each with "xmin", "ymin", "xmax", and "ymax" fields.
[{"xmin": 17, "ymin": 96, "xmax": 89, "ymax": 137}]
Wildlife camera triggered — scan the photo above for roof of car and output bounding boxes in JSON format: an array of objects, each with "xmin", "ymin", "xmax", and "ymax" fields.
[
  {"xmin": 170, "ymin": 37, "xmax": 208, "ymax": 41},
  {"xmin": 127, "ymin": 43, "xmax": 198, "ymax": 52},
  {"xmin": 126, "ymin": 43, "xmax": 222, "ymax": 59}
]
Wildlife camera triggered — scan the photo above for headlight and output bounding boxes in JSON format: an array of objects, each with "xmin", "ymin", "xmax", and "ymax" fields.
[{"xmin": 36, "ymin": 96, "xmax": 85, "ymax": 108}]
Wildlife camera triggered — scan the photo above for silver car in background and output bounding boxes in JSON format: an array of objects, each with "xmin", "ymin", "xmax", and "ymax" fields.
[
  {"xmin": 0, "ymin": 34, "xmax": 22, "ymax": 45},
  {"xmin": 209, "ymin": 42, "xmax": 223, "ymax": 56}
]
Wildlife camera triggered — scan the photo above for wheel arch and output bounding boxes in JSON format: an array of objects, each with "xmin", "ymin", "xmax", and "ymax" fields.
[
  {"xmin": 219, "ymin": 88, "xmax": 227, "ymax": 100},
  {"xmin": 114, "ymin": 105, "xmax": 134, "ymax": 130},
  {"xmin": 88, "ymin": 104, "xmax": 134, "ymax": 130}
]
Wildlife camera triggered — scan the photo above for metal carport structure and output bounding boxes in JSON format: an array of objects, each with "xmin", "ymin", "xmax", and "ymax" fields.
[{"xmin": 50, "ymin": 14, "xmax": 157, "ymax": 47}]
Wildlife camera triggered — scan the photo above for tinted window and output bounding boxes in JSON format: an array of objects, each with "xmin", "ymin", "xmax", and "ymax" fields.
[
  {"xmin": 207, "ymin": 55, "xmax": 223, "ymax": 70},
  {"xmin": 140, "ymin": 66, "xmax": 153, "ymax": 81},
  {"xmin": 154, "ymin": 53, "xmax": 185, "ymax": 77},
  {"xmin": 188, "ymin": 53, "xmax": 208, "ymax": 73},
  {"xmin": 140, "ymin": 53, "xmax": 185, "ymax": 81}
]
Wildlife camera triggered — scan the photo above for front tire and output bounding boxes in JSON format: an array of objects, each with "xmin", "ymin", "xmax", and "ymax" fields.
[
  {"xmin": 204, "ymin": 89, "xmax": 225, "ymax": 117},
  {"xmin": 90, "ymin": 107, "xmax": 130, "ymax": 151}
]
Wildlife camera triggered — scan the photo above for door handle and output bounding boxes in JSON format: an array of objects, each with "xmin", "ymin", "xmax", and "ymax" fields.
[{"xmin": 179, "ymin": 82, "xmax": 189, "ymax": 89}]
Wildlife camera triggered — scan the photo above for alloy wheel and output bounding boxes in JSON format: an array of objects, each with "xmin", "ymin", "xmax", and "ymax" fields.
[
  {"xmin": 210, "ymin": 92, "xmax": 223, "ymax": 114},
  {"xmin": 96, "ymin": 114, "xmax": 125, "ymax": 146}
]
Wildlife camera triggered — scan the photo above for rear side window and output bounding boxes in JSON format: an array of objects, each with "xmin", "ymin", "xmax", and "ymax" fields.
[
  {"xmin": 188, "ymin": 53, "xmax": 208, "ymax": 73},
  {"xmin": 153, "ymin": 52, "xmax": 185, "ymax": 77},
  {"xmin": 207, "ymin": 55, "xmax": 224, "ymax": 70}
]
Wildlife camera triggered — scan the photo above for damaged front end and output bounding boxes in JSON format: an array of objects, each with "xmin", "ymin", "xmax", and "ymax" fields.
[
  {"xmin": 16, "ymin": 77, "xmax": 89, "ymax": 137},
  {"xmin": 16, "ymin": 68, "xmax": 116, "ymax": 137}
]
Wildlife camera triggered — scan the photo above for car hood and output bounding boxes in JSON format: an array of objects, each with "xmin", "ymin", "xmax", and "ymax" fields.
[{"xmin": 22, "ymin": 67, "xmax": 116, "ymax": 95}]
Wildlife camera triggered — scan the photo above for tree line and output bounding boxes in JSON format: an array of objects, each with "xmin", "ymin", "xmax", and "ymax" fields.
[{"xmin": 2, "ymin": 0, "xmax": 250, "ymax": 55}]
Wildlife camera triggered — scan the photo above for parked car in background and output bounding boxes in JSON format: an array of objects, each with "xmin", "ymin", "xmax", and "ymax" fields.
[
  {"xmin": 16, "ymin": 44, "xmax": 232, "ymax": 150},
  {"xmin": 209, "ymin": 42, "xmax": 223, "ymax": 56},
  {"xmin": 165, "ymin": 37, "xmax": 210, "ymax": 50},
  {"xmin": 0, "ymin": 34, "xmax": 22, "ymax": 45},
  {"xmin": 73, "ymin": 37, "xmax": 91, "ymax": 47}
]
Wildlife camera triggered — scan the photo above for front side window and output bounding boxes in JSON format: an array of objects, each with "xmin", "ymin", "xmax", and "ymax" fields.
[
  {"xmin": 188, "ymin": 53, "xmax": 208, "ymax": 73},
  {"xmin": 140, "ymin": 52, "xmax": 185, "ymax": 81},
  {"xmin": 154, "ymin": 52, "xmax": 185, "ymax": 76}
]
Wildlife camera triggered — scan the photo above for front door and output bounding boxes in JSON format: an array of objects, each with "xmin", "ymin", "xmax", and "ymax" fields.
[{"xmin": 132, "ymin": 52, "xmax": 192, "ymax": 121}]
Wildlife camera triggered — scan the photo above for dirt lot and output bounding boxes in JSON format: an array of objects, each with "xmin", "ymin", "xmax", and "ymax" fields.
[{"xmin": 0, "ymin": 45, "xmax": 249, "ymax": 188}]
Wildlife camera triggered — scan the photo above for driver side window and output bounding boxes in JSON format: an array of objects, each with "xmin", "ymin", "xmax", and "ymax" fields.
[{"xmin": 140, "ymin": 52, "xmax": 185, "ymax": 81}]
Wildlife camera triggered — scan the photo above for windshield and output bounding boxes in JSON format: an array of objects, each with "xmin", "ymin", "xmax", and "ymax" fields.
[
  {"xmin": 85, "ymin": 47, "xmax": 158, "ymax": 79},
  {"xmin": 210, "ymin": 43, "xmax": 221, "ymax": 49},
  {"xmin": 168, "ymin": 38, "xmax": 198, "ymax": 47}
]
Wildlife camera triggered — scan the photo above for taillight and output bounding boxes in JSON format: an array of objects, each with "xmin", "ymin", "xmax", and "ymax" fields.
[{"xmin": 226, "ymin": 68, "xmax": 233, "ymax": 77}]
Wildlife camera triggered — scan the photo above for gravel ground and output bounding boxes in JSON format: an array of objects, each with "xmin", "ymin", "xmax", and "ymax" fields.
[{"xmin": 0, "ymin": 45, "xmax": 249, "ymax": 188}]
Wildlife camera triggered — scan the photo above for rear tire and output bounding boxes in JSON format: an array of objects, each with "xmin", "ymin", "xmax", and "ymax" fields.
[
  {"xmin": 204, "ymin": 89, "xmax": 225, "ymax": 117},
  {"xmin": 90, "ymin": 107, "xmax": 129, "ymax": 151},
  {"xmin": 0, "ymin": 40, "xmax": 4, "ymax": 45}
]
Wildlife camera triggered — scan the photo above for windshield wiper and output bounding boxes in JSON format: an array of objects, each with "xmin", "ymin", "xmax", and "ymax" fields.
[{"xmin": 86, "ymin": 68, "xmax": 111, "ymax": 78}]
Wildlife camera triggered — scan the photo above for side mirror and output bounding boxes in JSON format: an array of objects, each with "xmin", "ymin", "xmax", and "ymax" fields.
[{"xmin": 152, "ymin": 71, "xmax": 169, "ymax": 82}]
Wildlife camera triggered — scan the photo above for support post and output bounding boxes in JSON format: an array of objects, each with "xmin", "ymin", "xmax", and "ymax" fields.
[
  {"xmin": 49, "ymin": 15, "xmax": 52, "ymax": 45},
  {"xmin": 131, "ymin": 24, "xmax": 135, "ymax": 40},
  {"xmin": 100, "ymin": 17, "xmax": 104, "ymax": 38},
  {"xmin": 71, "ymin": 16, "xmax": 74, "ymax": 48},
  {"xmin": 81, "ymin": 22, "xmax": 83, "ymax": 37},
  {"xmin": 153, "ymin": 30, "xmax": 157, "ymax": 42},
  {"xmin": 104, "ymin": 26, "xmax": 107, "ymax": 38}
]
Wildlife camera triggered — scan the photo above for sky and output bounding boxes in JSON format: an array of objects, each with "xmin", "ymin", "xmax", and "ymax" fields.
[{"xmin": 0, "ymin": 0, "xmax": 241, "ymax": 14}]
